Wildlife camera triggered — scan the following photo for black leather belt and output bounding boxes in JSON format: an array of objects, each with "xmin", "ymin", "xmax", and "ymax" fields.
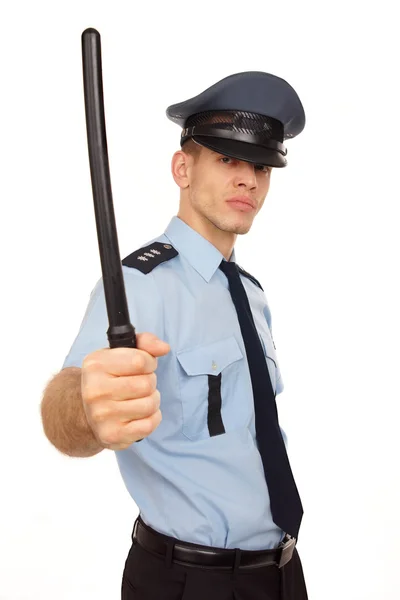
[{"xmin": 132, "ymin": 515, "xmax": 296, "ymax": 570}]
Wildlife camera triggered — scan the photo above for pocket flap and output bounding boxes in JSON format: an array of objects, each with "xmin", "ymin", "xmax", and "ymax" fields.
[{"xmin": 177, "ymin": 336, "xmax": 243, "ymax": 376}]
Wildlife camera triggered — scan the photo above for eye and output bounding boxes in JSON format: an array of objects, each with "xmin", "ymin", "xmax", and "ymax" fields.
[
  {"xmin": 255, "ymin": 164, "xmax": 271, "ymax": 173},
  {"xmin": 220, "ymin": 156, "xmax": 233, "ymax": 164}
]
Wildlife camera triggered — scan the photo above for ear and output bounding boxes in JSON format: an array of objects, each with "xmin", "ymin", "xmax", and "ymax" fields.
[{"xmin": 171, "ymin": 150, "xmax": 191, "ymax": 189}]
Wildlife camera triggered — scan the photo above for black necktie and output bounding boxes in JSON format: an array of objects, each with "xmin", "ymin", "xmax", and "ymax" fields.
[{"xmin": 219, "ymin": 260, "xmax": 303, "ymax": 540}]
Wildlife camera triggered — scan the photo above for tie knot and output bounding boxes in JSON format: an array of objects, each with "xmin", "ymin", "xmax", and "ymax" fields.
[{"xmin": 219, "ymin": 260, "xmax": 238, "ymax": 277}]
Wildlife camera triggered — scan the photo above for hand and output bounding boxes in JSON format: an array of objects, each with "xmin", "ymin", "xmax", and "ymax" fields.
[{"xmin": 81, "ymin": 333, "xmax": 170, "ymax": 450}]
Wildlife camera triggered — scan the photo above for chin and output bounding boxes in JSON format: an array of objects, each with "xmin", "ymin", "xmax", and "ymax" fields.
[
  {"xmin": 204, "ymin": 210, "xmax": 254, "ymax": 235},
  {"xmin": 232, "ymin": 224, "xmax": 252, "ymax": 235},
  {"xmin": 217, "ymin": 219, "xmax": 253, "ymax": 235},
  {"xmin": 226, "ymin": 215, "xmax": 254, "ymax": 234}
]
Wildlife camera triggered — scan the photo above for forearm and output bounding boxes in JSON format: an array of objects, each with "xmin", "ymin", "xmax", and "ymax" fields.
[{"xmin": 40, "ymin": 367, "xmax": 104, "ymax": 458}]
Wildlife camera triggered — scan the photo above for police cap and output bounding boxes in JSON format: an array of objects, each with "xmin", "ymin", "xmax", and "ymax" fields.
[{"xmin": 166, "ymin": 71, "xmax": 305, "ymax": 168}]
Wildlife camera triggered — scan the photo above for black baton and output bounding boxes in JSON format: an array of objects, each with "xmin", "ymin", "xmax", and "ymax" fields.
[{"xmin": 81, "ymin": 28, "xmax": 136, "ymax": 349}]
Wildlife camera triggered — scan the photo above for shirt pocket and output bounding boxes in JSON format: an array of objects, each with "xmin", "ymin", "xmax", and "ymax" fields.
[
  {"xmin": 176, "ymin": 336, "xmax": 244, "ymax": 441},
  {"xmin": 259, "ymin": 329, "xmax": 279, "ymax": 394}
]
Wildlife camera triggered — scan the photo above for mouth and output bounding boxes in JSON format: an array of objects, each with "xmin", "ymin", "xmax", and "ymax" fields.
[{"xmin": 226, "ymin": 196, "xmax": 257, "ymax": 212}]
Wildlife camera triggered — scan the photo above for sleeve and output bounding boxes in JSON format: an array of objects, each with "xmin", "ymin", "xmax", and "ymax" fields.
[
  {"xmin": 61, "ymin": 267, "xmax": 164, "ymax": 370},
  {"xmin": 262, "ymin": 302, "xmax": 288, "ymax": 446},
  {"xmin": 262, "ymin": 304, "xmax": 284, "ymax": 396}
]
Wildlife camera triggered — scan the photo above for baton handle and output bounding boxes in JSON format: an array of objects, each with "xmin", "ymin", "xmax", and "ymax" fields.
[{"xmin": 81, "ymin": 28, "xmax": 136, "ymax": 349}]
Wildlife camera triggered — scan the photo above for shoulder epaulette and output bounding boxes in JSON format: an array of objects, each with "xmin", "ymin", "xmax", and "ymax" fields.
[
  {"xmin": 237, "ymin": 265, "xmax": 264, "ymax": 291},
  {"xmin": 122, "ymin": 242, "xmax": 178, "ymax": 274}
]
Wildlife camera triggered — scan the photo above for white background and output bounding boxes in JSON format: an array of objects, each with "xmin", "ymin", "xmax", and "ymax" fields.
[{"xmin": 0, "ymin": 1, "xmax": 399, "ymax": 598}]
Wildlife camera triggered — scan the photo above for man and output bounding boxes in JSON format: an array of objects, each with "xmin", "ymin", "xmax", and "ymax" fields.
[{"xmin": 41, "ymin": 71, "xmax": 309, "ymax": 599}]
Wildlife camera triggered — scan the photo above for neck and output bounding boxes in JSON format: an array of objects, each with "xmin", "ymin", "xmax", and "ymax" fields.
[{"xmin": 176, "ymin": 211, "xmax": 236, "ymax": 261}]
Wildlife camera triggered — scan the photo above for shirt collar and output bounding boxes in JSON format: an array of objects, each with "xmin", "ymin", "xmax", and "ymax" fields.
[{"xmin": 163, "ymin": 216, "xmax": 236, "ymax": 283}]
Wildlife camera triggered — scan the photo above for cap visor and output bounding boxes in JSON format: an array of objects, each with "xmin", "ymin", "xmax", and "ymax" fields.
[{"xmin": 192, "ymin": 136, "xmax": 287, "ymax": 168}]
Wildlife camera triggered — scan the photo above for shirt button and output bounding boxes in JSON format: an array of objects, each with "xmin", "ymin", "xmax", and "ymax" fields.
[{"xmin": 212, "ymin": 361, "xmax": 217, "ymax": 371}]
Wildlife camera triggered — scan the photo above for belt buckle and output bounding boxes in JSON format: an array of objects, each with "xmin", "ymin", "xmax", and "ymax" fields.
[{"xmin": 278, "ymin": 536, "xmax": 295, "ymax": 568}]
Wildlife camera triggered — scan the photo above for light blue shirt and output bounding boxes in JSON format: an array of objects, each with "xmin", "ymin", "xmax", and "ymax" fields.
[{"xmin": 62, "ymin": 216, "xmax": 288, "ymax": 550}]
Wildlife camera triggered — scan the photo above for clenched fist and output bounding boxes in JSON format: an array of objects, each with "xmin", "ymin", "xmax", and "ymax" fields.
[{"xmin": 81, "ymin": 333, "xmax": 170, "ymax": 450}]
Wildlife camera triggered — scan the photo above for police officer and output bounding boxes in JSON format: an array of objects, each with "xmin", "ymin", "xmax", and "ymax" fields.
[{"xmin": 41, "ymin": 71, "xmax": 309, "ymax": 599}]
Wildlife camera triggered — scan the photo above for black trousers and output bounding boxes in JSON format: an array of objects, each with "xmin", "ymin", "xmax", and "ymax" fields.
[{"xmin": 121, "ymin": 520, "xmax": 308, "ymax": 600}]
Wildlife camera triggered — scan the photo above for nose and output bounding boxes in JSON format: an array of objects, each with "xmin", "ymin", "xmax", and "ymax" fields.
[{"xmin": 234, "ymin": 161, "xmax": 258, "ymax": 189}]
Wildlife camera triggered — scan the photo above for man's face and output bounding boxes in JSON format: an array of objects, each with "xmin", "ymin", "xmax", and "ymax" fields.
[{"xmin": 184, "ymin": 144, "xmax": 272, "ymax": 235}]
